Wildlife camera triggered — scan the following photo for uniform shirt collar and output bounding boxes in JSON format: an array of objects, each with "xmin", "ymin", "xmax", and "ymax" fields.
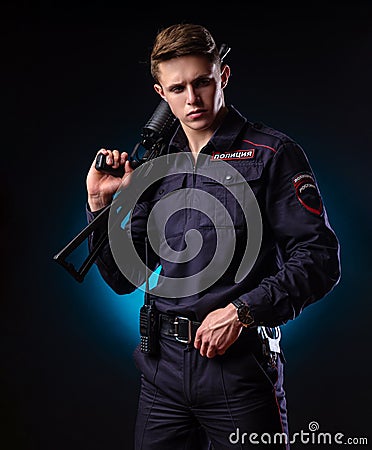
[{"xmin": 169, "ymin": 105, "xmax": 247, "ymax": 155}]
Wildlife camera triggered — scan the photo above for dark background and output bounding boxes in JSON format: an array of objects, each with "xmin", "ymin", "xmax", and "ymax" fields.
[{"xmin": 2, "ymin": 2, "xmax": 372, "ymax": 449}]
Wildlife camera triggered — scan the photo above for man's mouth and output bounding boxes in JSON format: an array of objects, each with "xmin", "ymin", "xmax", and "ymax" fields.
[{"xmin": 187, "ymin": 109, "xmax": 207, "ymax": 118}]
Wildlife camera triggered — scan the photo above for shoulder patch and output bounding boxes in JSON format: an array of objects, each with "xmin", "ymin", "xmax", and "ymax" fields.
[{"xmin": 292, "ymin": 172, "xmax": 323, "ymax": 216}]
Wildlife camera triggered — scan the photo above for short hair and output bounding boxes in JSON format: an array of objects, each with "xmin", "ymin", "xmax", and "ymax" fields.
[{"xmin": 150, "ymin": 23, "xmax": 220, "ymax": 83}]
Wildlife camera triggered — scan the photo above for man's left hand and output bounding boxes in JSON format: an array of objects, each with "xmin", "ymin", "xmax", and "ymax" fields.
[{"xmin": 194, "ymin": 303, "xmax": 243, "ymax": 358}]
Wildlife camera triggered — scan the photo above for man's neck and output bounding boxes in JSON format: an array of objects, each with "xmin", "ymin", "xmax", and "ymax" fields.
[{"xmin": 184, "ymin": 106, "xmax": 228, "ymax": 160}]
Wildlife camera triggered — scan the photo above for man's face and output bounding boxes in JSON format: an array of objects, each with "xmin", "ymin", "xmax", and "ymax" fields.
[{"xmin": 154, "ymin": 55, "xmax": 228, "ymax": 133}]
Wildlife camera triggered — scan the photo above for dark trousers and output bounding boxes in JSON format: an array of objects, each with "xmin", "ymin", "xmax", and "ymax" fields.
[{"xmin": 133, "ymin": 329, "xmax": 289, "ymax": 449}]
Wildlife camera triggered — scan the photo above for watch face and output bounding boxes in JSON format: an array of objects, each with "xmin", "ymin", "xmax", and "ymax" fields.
[{"xmin": 238, "ymin": 305, "xmax": 254, "ymax": 326}]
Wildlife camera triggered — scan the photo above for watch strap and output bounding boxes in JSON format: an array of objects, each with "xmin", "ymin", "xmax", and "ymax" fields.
[
  {"xmin": 231, "ymin": 299, "xmax": 255, "ymax": 327},
  {"xmin": 231, "ymin": 299, "xmax": 245, "ymax": 309}
]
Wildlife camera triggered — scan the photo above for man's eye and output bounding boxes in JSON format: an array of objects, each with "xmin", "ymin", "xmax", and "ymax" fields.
[
  {"xmin": 195, "ymin": 79, "xmax": 211, "ymax": 88},
  {"xmin": 171, "ymin": 86, "xmax": 184, "ymax": 93}
]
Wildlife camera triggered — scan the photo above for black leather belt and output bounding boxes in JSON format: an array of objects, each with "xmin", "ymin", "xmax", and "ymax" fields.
[{"xmin": 160, "ymin": 313, "xmax": 201, "ymax": 344}]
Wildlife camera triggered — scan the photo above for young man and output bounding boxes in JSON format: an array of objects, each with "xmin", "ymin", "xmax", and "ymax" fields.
[{"xmin": 86, "ymin": 24, "xmax": 340, "ymax": 449}]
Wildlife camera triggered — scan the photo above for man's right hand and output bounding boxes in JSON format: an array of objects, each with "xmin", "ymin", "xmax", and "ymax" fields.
[{"xmin": 86, "ymin": 149, "xmax": 134, "ymax": 211}]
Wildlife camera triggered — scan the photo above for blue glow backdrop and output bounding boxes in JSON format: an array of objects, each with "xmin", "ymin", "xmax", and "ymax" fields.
[{"xmin": 2, "ymin": 2, "xmax": 371, "ymax": 449}]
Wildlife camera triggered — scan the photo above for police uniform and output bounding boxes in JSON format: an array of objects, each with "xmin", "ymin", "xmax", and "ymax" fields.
[{"xmin": 87, "ymin": 105, "xmax": 341, "ymax": 449}]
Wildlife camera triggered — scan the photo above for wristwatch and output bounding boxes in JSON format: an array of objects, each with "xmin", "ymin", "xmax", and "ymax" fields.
[{"xmin": 231, "ymin": 299, "xmax": 255, "ymax": 327}]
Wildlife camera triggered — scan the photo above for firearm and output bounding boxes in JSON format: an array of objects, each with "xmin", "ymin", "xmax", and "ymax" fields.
[
  {"xmin": 95, "ymin": 98, "xmax": 178, "ymax": 175},
  {"xmin": 53, "ymin": 99, "xmax": 179, "ymax": 282}
]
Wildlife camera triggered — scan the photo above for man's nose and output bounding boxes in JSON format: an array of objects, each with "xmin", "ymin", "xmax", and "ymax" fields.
[{"xmin": 186, "ymin": 86, "xmax": 199, "ymax": 104}]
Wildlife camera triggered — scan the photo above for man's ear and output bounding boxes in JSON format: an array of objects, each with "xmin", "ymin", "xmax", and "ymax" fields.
[
  {"xmin": 154, "ymin": 84, "xmax": 166, "ymax": 100},
  {"xmin": 221, "ymin": 64, "xmax": 231, "ymax": 89}
]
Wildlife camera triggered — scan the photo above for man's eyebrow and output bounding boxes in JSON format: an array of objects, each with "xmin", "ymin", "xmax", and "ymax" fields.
[
  {"xmin": 167, "ymin": 81, "xmax": 183, "ymax": 89},
  {"xmin": 167, "ymin": 74, "xmax": 212, "ymax": 89}
]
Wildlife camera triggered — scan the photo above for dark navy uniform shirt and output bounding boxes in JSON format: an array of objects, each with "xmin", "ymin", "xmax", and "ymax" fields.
[{"xmin": 87, "ymin": 105, "xmax": 341, "ymax": 327}]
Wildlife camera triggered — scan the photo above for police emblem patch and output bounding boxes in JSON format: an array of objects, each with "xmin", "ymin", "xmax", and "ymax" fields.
[
  {"xmin": 292, "ymin": 172, "xmax": 323, "ymax": 216},
  {"xmin": 211, "ymin": 150, "xmax": 255, "ymax": 161}
]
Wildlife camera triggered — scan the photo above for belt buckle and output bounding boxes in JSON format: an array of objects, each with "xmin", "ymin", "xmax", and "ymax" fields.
[{"xmin": 173, "ymin": 316, "xmax": 192, "ymax": 344}]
